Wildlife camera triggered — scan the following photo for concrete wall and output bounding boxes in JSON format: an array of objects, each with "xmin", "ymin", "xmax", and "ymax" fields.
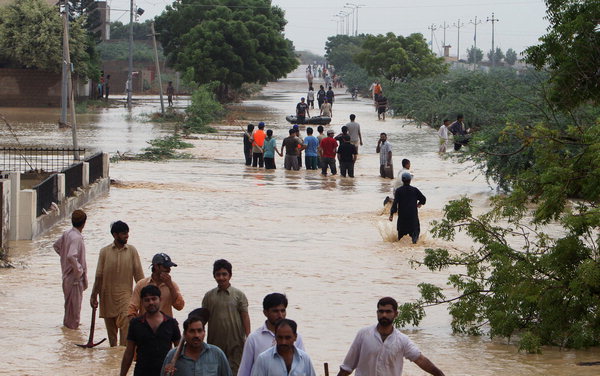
[
  {"xmin": 0, "ymin": 69, "xmax": 61, "ymax": 107},
  {"xmin": 6, "ymin": 153, "xmax": 110, "ymax": 240},
  {"xmin": 0, "ymin": 180, "xmax": 9, "ymax": 254},
  {"xmin": 0, "ymin": 69, "xmax": 89, "ymax": 107}
]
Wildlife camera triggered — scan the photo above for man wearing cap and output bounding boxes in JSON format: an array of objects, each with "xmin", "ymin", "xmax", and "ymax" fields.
[
  {"xmin": 53, "ymin": 209, "xmax": 88, "ymax": 329},
  {"xmin": 296, "ymin": 97, "xmax": 310, "ymax": 124},
  {"xmin": 319, "ymin": 129, "xmax": 338, "ymax": 176},
  {"xmin": 128, "ymin": 253, "xmax": 185, "ymax": 318},
  {"xmin": 389, "ymin": 172, "xmax": 426, "ymax": 244}
]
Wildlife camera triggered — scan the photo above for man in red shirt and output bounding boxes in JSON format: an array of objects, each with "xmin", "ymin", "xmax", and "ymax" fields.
[{"xmin": 319, "ymin": 129, "xmax": 338, "ymax": 176}]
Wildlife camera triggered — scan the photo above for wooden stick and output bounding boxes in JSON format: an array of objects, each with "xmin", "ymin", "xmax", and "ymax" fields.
[{"xmin": 164, "ymin": 339, "xmax": 185, "ymax": 376}]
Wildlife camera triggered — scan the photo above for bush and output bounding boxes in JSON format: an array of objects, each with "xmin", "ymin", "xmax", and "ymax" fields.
[{"xmin": 184, "ymin": 82, "xmax": 224, "ymax": 134}]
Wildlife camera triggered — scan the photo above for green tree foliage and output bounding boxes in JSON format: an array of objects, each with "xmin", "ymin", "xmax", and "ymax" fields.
[
  {"xmin": 154, "ymin": 0, "xmax": 297, "ymax": 99},
  {"xmin": 466, "ymin": 47, "xmax": 483, "ymax": 64},
  {"xmin": 184, "ymin": 82, "xmax": 223, "ymax": 134},
  {"xmin": 97, "ymin": 40, "xmax": 162, "ymax": 63},
  {"xmin": 395, "ymin": 0, "xmax": 600, "ymax": 352},
  {"xmin": 323, "ymin": 34, "xmax": 373, "ymax": 92},
  {"xmin": 110, "ymin": 20, "xmax": 153, "ymax": 40},
  {"xmin": 525, "ymin": 0, "xmax": 600, "ymax": 110},
  {"xmin": 354, "ymin": 32, "xmax": 447, "ymax": 82},
  {"xmin": 505, "ymin": 48, "xmax": 518, "ymax": 65},
  {"xmin": 0, "ymin": 0, "xmax": 94, "ymax": 78},
  {"xmin": 324, "ymin": 34, "xmax": 366, "ymax": 72},
  {"xmin": 487, "ymin": 47, "xmax": 504, "ymax": 64},
  {"xmin": 71, "ymin": 0, "xmax": 102, "ymax": 42}
]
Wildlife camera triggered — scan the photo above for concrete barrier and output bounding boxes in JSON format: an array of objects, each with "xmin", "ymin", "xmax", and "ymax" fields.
[{"xmin": 5, "ymin": 152, "xmax": 110, "ymax": 241}]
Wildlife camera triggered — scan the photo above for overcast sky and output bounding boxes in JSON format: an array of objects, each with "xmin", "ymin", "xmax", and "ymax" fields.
[{"xmin": 108, "ymin": 0, "xmax": 549, "ymax": 59}]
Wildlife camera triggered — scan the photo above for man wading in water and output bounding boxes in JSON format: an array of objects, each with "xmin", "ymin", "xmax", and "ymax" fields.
[
  {"xmin": 338, "ymin": 297, "xmax": 445, "ymax": 376},
  {"xmin": 389, "ymin": 172, "xmax": 426, "ymax": 244}
]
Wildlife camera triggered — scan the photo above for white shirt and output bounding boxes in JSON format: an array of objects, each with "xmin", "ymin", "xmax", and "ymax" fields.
[
  {"xmin": 379, "ymin": 141, "xmax": 392, "ymax": 166},
  {"xmin": 340, "ymin": 324, "xmax": 421, "ymax": 376},
  {"xmin": 238, "ymin": 323, "xmax": 305, "ymax": 376},
  {"xmin": 345, "ymin": 121, "xmax": 361, "ymax": 143},
  {"xmin": 438, "ymin": 125, "xmax": 449, "ymax": 140},
  {"xmin": 393, "ymin": 168, "xmax": 413, "ymax": 192},
  {"xmin": 307, "ymin": 90, "xmax": 315, "ymax": 101},
  {"xmin": 252, "ymin": 346, "xmax": 316, "ymax": 376}
]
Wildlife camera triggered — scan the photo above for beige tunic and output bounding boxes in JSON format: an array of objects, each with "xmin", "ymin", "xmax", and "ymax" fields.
[
  {"xmin": 202, "ymin": 285, "xmax": 249, "ymax": 374},
  {"xmin": 95, "ymin": 243, "xmax": 144, "ymax": 319}
]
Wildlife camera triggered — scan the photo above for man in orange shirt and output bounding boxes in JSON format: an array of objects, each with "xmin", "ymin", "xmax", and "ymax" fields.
[
  {"xmin": 252, "ymin": 122, "xmax": 266, "ymax": 168},
  {"xmin": 128, "ymin": 252, "xmax": 185, "ymax": 318}
]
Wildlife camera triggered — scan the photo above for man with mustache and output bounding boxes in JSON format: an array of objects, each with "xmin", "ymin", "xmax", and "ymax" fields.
[
  {"xmin": 121, "ymin": 285, "xmax": 181, "ymax": 376},
  {"xmin": 251, "ymin": 319, "xmax": 316, "ymax": 376},
  {"xmin": 161, "ymin": 316, "xmax": 231, "ymax": 376},
  {"xmin": 337, "ymin": 297, "xmax": 445, "ymax": 376}
]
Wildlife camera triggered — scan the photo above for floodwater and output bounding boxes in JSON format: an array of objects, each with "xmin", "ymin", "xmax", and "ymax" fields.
[{"xmin": 0, "ymin": 67, "xmax": 598, "ymax": 376}]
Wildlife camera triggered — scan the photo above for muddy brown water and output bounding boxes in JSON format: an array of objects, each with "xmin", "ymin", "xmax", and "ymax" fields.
[{"xmin": 1, "ymin": 67, "xmax": 598, "ymax": 375}]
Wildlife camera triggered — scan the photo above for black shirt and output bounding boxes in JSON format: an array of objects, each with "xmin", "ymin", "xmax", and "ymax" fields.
[
  {"xmin": 296, "ymin": 102, "xmax": 309, "ymax": 116},
  {"xmin": 337, "ymin": 142, "xmax": 357, "ymax": 162},
  {"xmin": 326, "ymin": 89, "xmax": 335, "ymax": 103},
  {"xmin": 127, "ymin": 313, "xmax": 181, "ymax": 376}
]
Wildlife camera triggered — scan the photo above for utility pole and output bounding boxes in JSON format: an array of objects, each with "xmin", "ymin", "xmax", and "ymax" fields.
[
  {"xmin": 61, "ymin": 0, "xmax": 79, "ymax": 160},
  {"xmin": 150, "ymin": 22, "xmax": 165, "ymax": 114},
  {"xmin": 60, "ymin": 0, "xmax": 69, "ymax": 127},
  {"xmin": 127, "ymin": 0, "xmax": 134, "ymax": 108},
  {"xmin": 427, "ymin": 24, "xmax": 437, "ymax": 53},
  {"xmin": 469, "ymin": 16, "xmax": 482, "ymax": 67},
  {"xmin": 487, "ymin": 13, "xmax": 499, "ymax": 68},
  {"xmin": 453, "ymin": 19, "xmax": 464, "ymax": 61},
  {"xmin": 441, "ymin": 21, "xmax": 450, "ymax": 48},
  {"xmin": 344, "ymin": 5, "xmax": 354, "ymax": 36}
]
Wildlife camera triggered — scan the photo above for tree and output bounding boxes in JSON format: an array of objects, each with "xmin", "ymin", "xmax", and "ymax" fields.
[
  {"xmin": 487, "ymin": 47, "xmax": 504, "ymax": 65},
  {"xmin": 505, "ymin": 48, "xmax": 518, "ymax": 65},
  {"xmin": 466, "ymin": 47, "xmax": 483, "ymax": 64},
  {"xmin": 525, "ymin": 0, "xmax": 600, "ymax": 110},
  {"xmin": 354, "ymin": 32, "xmax": 447, "ymax": 82},
  {"xmin": 395, "ymin": 0, "xmax": 600, "ymax": 353},
  {"xmin": 154, "ymin": 0, "xmax": 297, "ymax": 100},
  {"xmin": 0, "ymin": 0, "xmax": 94, "ymax": 78},
  {"xmin": 110, "ymin": 20, "xmax": 152, "ymax": 40}
]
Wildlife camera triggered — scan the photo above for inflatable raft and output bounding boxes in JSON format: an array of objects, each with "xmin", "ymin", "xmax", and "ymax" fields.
[{"xmin": 285, "ymin": 115, "xmax": 332, "ymax": 125}]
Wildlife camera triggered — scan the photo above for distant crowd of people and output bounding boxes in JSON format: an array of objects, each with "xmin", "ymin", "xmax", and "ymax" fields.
[
  {"xmin": 242, "ymin": 114, "xmax": 364, "ymax": 178},
  {"xmin": 55, "ymin": 213, "xmax": 445, "ymax": 376}
]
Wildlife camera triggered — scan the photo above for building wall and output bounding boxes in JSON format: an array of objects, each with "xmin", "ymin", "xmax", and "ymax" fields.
[{"xmin": 0, "ymin": 69, "xmax": 62, "ymax": 107}]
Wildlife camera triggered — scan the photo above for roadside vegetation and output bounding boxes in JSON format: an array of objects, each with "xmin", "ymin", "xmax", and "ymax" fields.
[{"xmin": 325, "ymin": 0, "xmax": 600, "ymax": 353}]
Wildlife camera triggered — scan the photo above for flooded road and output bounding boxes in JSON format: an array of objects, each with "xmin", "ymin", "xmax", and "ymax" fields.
[{"xmin": 1, "ymin": 67, "xmax": 598, "ymax": 375}]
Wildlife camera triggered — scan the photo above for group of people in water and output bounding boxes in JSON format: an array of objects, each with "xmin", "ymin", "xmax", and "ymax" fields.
[{"xmin": 55, "ymin": 212, "xmax": 445, "ymax": 375}]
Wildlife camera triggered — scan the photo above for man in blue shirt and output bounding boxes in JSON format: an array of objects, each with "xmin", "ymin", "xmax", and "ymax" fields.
[
  {"xmin": 304, "ymin": 127, "xmax": 319, "ymax": 170},
  {"xmin": 161, "ymin": 316, "xmax": 231, "ymax": 376},
  {"xmin": 251, "ymin": 319, "xmax": 316, "ymax": 376}
]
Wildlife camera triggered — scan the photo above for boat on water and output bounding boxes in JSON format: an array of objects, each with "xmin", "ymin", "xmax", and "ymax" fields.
[{"xmin": 285, "ymin": 115, "xmax": 332, "ymax": 125}]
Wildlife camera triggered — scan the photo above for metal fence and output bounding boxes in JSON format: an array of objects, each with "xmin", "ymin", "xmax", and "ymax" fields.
[
  {"xmin": 33, "ymin": 174, "xmax": 58, "ymax": 217},
  {"xmin": 85, "ymin": 152, "xmax": 104, "ymax": 183},
  {"xmin": 62, "ymin": 162, "xmax": 83, "ymax": 198},
  {"xmin": 0, "ymin": 147, "xmax": 85, "ymax": 173}
]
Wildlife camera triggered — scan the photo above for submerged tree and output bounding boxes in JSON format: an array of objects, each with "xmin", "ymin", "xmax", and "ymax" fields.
[{"xmin": 155, "ymin": 0, "xmax": 297, "ymax": 100}]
